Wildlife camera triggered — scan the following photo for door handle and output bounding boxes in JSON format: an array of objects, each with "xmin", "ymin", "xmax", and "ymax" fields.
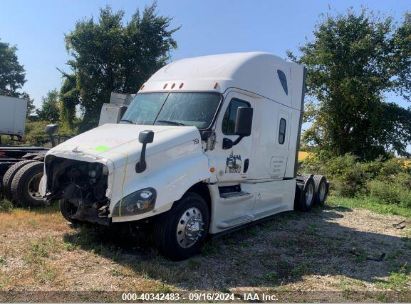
[{"xmin": 243, "ymin": 159, "xmax": 249, "ymax": 173}]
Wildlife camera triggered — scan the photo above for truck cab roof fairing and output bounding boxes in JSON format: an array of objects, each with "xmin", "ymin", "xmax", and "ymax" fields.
[{"xmin": 140, "ymin": 52, "xmax": 305, "ymax": 111}]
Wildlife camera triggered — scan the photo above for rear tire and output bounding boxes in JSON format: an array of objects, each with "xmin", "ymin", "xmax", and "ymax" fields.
[
  {"xmin": 296, "ymin": 175, "xmax": 315, "ymax": 211},
  {"xmin": 154, "ymin": 192, "xmax": 210, "ymax": 261},
  {"xmin": 2, "ymin": 160, "xmax": 35, "ymax": 200},
  {"xmin": 313, "ymin": 175, "xmax": 328, "ymax": 205},
  {"xmin": 10, "ymin": 161, "xmax": 45, "ymax": 207}
]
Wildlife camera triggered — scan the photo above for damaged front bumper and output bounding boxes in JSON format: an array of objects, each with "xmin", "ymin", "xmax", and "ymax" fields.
[{"xmin": 42, "ymin": 151, "xmax": 116, "ymax": 225}]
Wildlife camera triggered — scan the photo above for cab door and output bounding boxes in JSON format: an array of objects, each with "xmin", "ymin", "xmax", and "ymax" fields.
[
  {"xmin": 206, "ymin": 91, "xmax": 257, "ymax": 229},
  {"xmin": 210, "ymin": 91, "xmax": 255, "ymax": 183}
]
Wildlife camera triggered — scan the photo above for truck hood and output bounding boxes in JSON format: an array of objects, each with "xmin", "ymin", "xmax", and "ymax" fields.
[{"xmin": 47, "ymin": 123, "xmax": 203, "ymax": 167}]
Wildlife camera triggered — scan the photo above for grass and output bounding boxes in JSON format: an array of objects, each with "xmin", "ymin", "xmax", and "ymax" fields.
[
  {"xmin": 327, "ymin": 195, "xmax": 411, "ymax": 218},
  {"xmin": 0, "ymin": 198, "xmax": 13, "ymax": 212},
  {"xmin": 376, "ymin": 264, "xmax": 410, "ymax": 291},
  {"xmin": 0, "ymin": 195, "xmax": 410, "ymax": 301}
]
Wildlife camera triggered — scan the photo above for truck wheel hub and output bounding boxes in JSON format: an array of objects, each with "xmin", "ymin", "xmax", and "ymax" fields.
[
  {"xmin": 176, "ymin": 207, "xmax": 204, "ymax": 248},
  {"xmin": 28, "ymin": 172, "xmax": 43, "ymax": 199},
  {"xmin": 305, "ymin": 184, "xmax": 314, "ymax": 206},
  {"xmin": 319, "ymin": 182, "xmax": 326, "ymax": 201}
]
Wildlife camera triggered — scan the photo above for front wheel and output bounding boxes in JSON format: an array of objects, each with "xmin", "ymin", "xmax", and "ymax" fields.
[
  {"xmin": 59, "ymin": 199, "xmax": 80, "ymax": 225},
  {"xmin": 154, "ymin": 192, "xmax": 210, "ymax": 261}
]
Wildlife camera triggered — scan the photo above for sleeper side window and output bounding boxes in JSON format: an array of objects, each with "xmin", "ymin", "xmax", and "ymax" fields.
[
  {"xmin": 277, "ymin": 70, "xmax": 288, "ymax": 95},
  {"xmin": 222, "ymin": 98, "xmax": 250, "ymax": 135},
  {"xmin": 278, "ymin": 118, "xmax": 287, "ymax": 144}
]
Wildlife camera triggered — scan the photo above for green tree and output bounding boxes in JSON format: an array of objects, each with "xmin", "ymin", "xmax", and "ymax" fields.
[
  {"xmin": 65, "ymin": 3, "xmax": 178, "ymax": 130},
  {"xmin": 290, "ymin": 10, "xmax": 411, "ymax": 160},
  {"xmin": 392, "ymin": 13, "xmax": 411, "ymax": 101},
  {"xmin": 0, "ymin": 39, "xmax": 25, "ymax": 96},
  {"xmin": 0, "ymin": 39, "xmax": 35, "ymax": 115},
  {"xmin": 36, "ymin": 89, "xmax": 60, "ymax": 122},
  {"xmin": 59, "ymin": 73, "xmax": 79, "ymax": 129}
]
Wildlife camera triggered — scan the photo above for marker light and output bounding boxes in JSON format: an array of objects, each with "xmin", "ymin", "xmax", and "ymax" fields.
[
  {"xmin": 179, "ymin": 83, "xmax": 184, "ymax": 89},
  {"xmin": 163, "ymin": 83, "xmax": 168, "ymax": 89}
]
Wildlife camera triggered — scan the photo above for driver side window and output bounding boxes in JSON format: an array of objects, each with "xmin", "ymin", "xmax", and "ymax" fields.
[{"xmin": 222, "ymin": 98, "xmax": 250, "ymax": 135}]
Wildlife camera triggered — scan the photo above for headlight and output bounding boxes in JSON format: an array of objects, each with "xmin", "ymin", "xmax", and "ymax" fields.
[{"xmin": 113, "ymin": 187, "xmax": 157, "ymax": 217}]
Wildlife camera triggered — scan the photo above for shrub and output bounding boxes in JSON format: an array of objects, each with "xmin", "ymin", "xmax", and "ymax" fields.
[
  {"xmin": 368, "ymin": 177, "xmax": 411, "ymax": 208},
  {"xmin": 299, "ymin": 153, "xmax": 411, "ymax": 199},
  {"xmin": 300, "ymin": 154, "xmax": 368, "ymax": 197}
]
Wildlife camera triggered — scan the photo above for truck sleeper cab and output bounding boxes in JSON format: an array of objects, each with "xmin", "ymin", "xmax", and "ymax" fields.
[{"xmin": 41, "ymin": 52, "xmax": 328, "ymax": 260}]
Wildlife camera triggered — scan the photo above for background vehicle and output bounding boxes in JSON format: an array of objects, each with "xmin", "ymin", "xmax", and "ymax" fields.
[
  {"xmin": 0, "ymin": 96, "xmax": 27, "ymax": 140},
  {"xmin": 0, "ymin": 93, "xmax": 128, "ymax": 206},
  {"xmin": 41, "ymin": 52, "xmax": 329, "ymax": 260}
]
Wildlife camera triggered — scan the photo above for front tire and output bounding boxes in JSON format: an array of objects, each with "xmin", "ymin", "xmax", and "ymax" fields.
[
  {"xmin": 154, "ymin": 192, "xmax": 210, "ymax": 261},
  {"xmin": 59, "ymin": 199, "xmax": 80, "ymax": 224}
]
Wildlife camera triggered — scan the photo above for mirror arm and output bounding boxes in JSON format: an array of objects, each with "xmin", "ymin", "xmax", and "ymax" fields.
[
  {"xmin": 232, "ymin": 135, "xmax": 244, "ymax": 146},
  {"xmin": 223, "ymin": 135, "xmax": 245, "ymax": 150},
  {"xmin": 135, "ymin": 130, "xmax": 154, "ymax": 173},
  {"xmin": 135, "ymin": 143, "xmax": 148, "ymax": 173},
  {"xmin": 49, "ymin": 134, "xmax": 57, "ymax": 147}
]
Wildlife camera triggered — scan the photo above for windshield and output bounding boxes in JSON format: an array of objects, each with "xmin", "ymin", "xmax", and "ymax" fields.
[{"xmin": 121, "ymin": 92, "xmax": 221, "ymax": 129}]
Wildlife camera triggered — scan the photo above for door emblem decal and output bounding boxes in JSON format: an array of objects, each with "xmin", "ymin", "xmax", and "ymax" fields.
[{"xmin": 225, "ymin": 151, "xmax": 242, "ymax": 173}]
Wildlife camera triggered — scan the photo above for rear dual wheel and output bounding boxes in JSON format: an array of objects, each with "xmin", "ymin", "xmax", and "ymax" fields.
[
  {"xmin": 296, "ymin": 175, "xmax": 316, "ymax": 211},
  {"xmin": 10, "ymin": 161, "xmax": 45, "ymax": 207},
  {"xmin": 2, "ymin": 160, "xmax": 35, "ymax": 200},
  {"xmin": 313, "ymin": 175, "xmax": 328, "ymax": 205},
  {"xmin": 295, "ymin": 174, "xmax": 328, "ymax": 211}
]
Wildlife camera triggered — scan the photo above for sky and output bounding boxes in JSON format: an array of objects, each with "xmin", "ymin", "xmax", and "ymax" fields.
[{"xmin": 0, "ymin": 0, "xmax": 409, "ymax": 108}]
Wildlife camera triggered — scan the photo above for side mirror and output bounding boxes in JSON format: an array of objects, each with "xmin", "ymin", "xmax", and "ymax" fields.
[
  {"xmin": 139, "ymin": 130, "xmax": 154, "ymax": 144},
  {"xmin": 136, "ymin": 130, "xmax": 154, "ymax": 173},
  {"xmin": 45, "ymin": 124, "xmax": 59, "ymax": 136},
  {"xmin": 235, "ymin": 107, "xmax": 253, "ymax": 136},
  {"xmin": 222, "ymin": 107, "xmax": 253, "ymax": 150},
  {"xmin": 44, "ymin": 124, "xmax": 59, "ymax": 147}
]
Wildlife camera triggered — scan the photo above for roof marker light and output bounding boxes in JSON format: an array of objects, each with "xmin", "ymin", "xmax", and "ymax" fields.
[
  {"xmin": 214, "ymin": 82, "xmax": 219, "ymax": 89},
  {"xmin": 171, "ymin": 83, "xmax": 176, "ymax": 89},
  {"xmin": 163, "ymin": 83, "xmax": 168, "ymax": 89},
  {"xmin": 179, "ymin": 83, "xmax": 184, "ymax": 89},
  {"xmin": 140, "ymin": 84, "xmax": 145, "ymax": 90}
]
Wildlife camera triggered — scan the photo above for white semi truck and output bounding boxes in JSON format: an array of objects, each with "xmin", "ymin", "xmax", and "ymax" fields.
[{"xmin": 41, "ymin": 52, "xmax": 328, "ymax": 260}]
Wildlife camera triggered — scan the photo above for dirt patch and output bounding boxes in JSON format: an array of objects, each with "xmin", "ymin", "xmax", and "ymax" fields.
[{"xmin": 0, "ymin": 203, "xmax": 410, "ymax": 302}]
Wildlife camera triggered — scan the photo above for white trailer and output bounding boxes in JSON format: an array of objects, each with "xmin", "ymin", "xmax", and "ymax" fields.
[
  {"xmin": 41, "ymin": 52, "xmax": 328, "ymax": 260},
  {"xmin": 0, "ymin": 95, "xmax": 27, "ymax": 138}
]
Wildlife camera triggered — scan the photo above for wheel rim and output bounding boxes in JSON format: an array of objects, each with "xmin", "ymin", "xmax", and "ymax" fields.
[
  {"xmin": 319, "ymin": 181, "xmax": 326, "ymax": 202},
  {"xmin": 305, "ymin": 183, "xmax": 314, "ymax": 207},
  {"xmin": 27, "ymin": 173, "xmax": 43, "ymax": 200},
  {"xmin": 176, "ymin": 207, "xmax": 204, "ymax": 248}
]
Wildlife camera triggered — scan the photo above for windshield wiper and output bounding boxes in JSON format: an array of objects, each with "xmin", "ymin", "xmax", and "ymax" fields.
[
  {"xmin": 119, "ymin": 119, "xmax": 134, "ymax": 124},
  {"xmin": 155, "ymin": 120, "xmax": 187, "ymax": 126}
]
